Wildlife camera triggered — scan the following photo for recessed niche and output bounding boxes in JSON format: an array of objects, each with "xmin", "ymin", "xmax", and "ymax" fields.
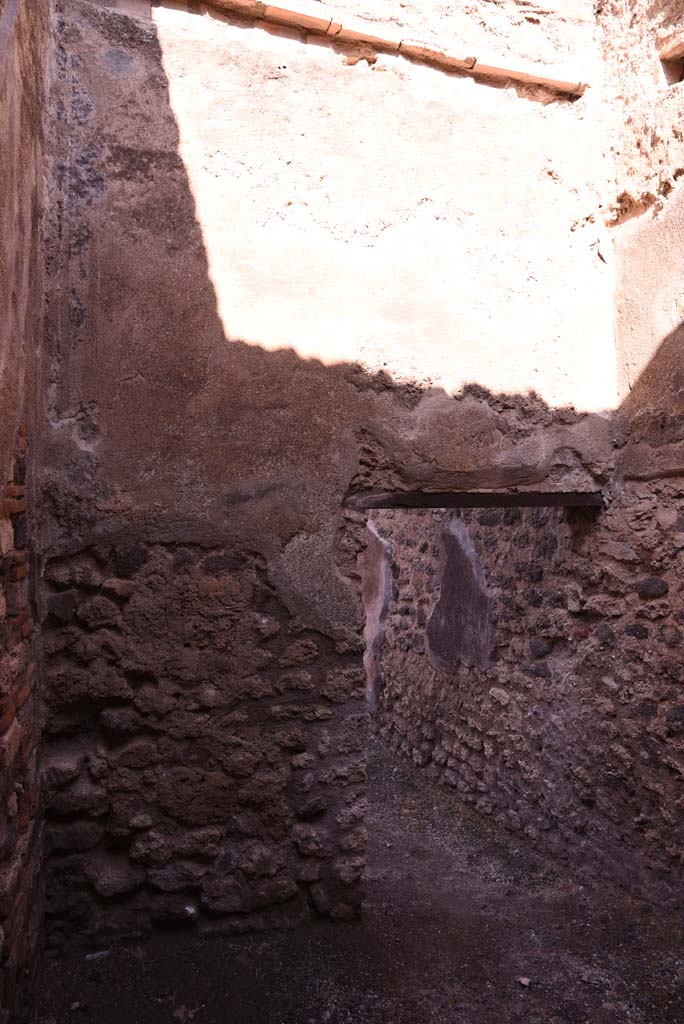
[
  {"xmin": 661, "ymin": 43, "xmax": 684, "ymax": 86},
  {"xmin": 662, "ymin": 56, "xmax": 684, "ymax": 85}
]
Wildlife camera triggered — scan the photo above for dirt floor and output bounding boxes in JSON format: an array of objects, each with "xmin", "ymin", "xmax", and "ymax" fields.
[{"xmin": 37, "ymin": 738, "xmax": 684, "ymax": 1024}]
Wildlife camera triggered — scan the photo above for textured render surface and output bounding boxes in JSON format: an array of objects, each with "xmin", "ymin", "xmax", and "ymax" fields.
[
  {"xmin": 372, "ymin": 499, "xmax": 684, "ymax": 901},
  {"xmin": 601, "ymin": 0, "xmax": 684, "ymax": 408},
  {"xmin": 599, "ymin": 0, "xmax": 684, "ymax": 220},
  {"xmin": 36, "ymin": 0, "xmax": 621, "ymax": 947},
  {"xmin": 614, "ymin": 186, "xmax": 684, "ymax": 410},
  {"xmin": 0, "ymin": 0, "xmax": 47, "ymax": 1019}
]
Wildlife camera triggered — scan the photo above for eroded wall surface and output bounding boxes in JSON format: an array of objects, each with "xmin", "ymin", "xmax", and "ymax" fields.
[
  {"xmin": 600, "ymin": 0, "xmax": 684, "ymax": 220},
  {"xmin": 601, "ymin": 0, "xmax": 684, "ymax": 409},
  {"xmin": 372, "ymin": 499, "xmax": 684, "ymax": 900},
  {"xmin": 42, "ymin": 541, "xmax": 368, "ymax": 941},
  {"xmin": 0, "ymin": 0, "xmax": 48, "ymax": 1018},
  {"xmin": 37, "ymin": 0, "xmax": 619, "ymax": 946},
  {"xmin": 614, "ymin": 188, "xmax": 684, "ymax": 422}
]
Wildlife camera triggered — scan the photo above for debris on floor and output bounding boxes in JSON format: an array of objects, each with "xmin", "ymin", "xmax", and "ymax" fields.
[{"xmin": 37, "ymin": 739, "xmax": 684, "ymax": 1024}]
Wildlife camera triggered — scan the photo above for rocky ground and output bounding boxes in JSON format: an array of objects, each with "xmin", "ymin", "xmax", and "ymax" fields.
[{"xmin": 36, "ymin": 738, "xmax": 684, "ymax": 1024}]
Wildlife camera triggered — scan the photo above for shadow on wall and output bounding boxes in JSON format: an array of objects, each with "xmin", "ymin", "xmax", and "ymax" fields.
[
  {"xmin": 41, "ymin": 0, "xmax": 684, "ymax": 635},
  {"xmin": 43, "ymin": 1, "xmax": 684, "ymax": 545},
  {"xmin": 621, "ymin": 317, "xmax": 684, "ymax": 416},
  {"xmin": 36, "ymin": 0, "xmax": 684, "ymax": 950},
  {"xmin": 618, "ymin": 319, "xmax": 684, "ymax": 482}
]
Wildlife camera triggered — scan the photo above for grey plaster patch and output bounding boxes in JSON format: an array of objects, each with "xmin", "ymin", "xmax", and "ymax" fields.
[
  {"xmin": 360, "ymin": 519, "xmax": 393, "ymax": 710},
  {"xmin": 104, "ymin": 48, "xmax": 136, "ymax": 72},
  {"xmin": 426, "ymin": 515, "xmax": 493, "ymax": 672},
  {"xmin": 274, "ymin": 524, "xmax": 362, "ymax": 639}
]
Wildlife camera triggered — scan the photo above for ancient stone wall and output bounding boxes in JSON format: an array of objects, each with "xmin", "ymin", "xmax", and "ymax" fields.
[
  {"xmin": 0, "ymin": 0, "xmax": 48, "ymax": 1017},
  {"xmin": 41, "ymin": 540, "xmax": 367, "ymax": 944},
  {"xmin": 371, "ymin": 492, "xmax": 684, "ymax": 901},
  {"xmin": 36, "ymin": 0, "xmax": 617, "ymax": 947},
  {"xmin": 0, "ymin": 0, "xmax": 681, "ymax": 1011}
]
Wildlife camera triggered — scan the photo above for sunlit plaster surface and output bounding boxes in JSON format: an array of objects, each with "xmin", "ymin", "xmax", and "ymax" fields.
[{"xmin": 154, "ymin": 2, "xmax": 618, "ymax": 410}]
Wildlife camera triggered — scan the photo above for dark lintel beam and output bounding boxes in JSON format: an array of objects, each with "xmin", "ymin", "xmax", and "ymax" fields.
[{"xmin": 347, "ymin": 491, "xmax": 604, "ymax": 510}]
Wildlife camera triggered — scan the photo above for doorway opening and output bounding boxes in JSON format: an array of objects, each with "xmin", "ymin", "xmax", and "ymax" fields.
[{"xmin": 352, "ymin": 490, "xmax": 604, "ymax": 871}]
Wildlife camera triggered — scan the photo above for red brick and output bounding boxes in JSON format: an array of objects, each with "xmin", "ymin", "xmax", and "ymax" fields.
[
  {"xmin": 14, "ymin": 664, "xmax": 36, "ymax": 710},
  {"xmin": 19, "ymin": 720, "xmax": 40, "ymax": 764},
  {"xmin": 0, "ymin": 720, "xmax": 22, "ymax": 776},
  {"xmin": 9, "ymin": 563, "xmax": 28, "ymax": 582},
  {"xmin": 4, "ymin": 580, "xmax": 28, "ymax": 617},
  {"xmin": 0, "ymin": 699, "xmax": 16, "ymax": 734},
  {"xmin": 2, "ymin": 485, "xmax": 25, "ymax": 500},
  {"xmin": 8, "ymin": 610, "xmax": 29, "ymax": 646},
  {"xmin": 1, "ymin": 498, "xmax": 26, "ymax": 517}
]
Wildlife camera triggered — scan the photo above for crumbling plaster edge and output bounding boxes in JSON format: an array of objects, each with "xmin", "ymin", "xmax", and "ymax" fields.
[{"xmin": 176, "ymin": 0, "xmax": 587, "ymax": 97}]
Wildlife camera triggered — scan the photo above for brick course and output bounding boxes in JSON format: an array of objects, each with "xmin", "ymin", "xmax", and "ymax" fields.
[{"xmin": 0, "ymin": 434, "xmax": 42, "ymax": 1024}]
